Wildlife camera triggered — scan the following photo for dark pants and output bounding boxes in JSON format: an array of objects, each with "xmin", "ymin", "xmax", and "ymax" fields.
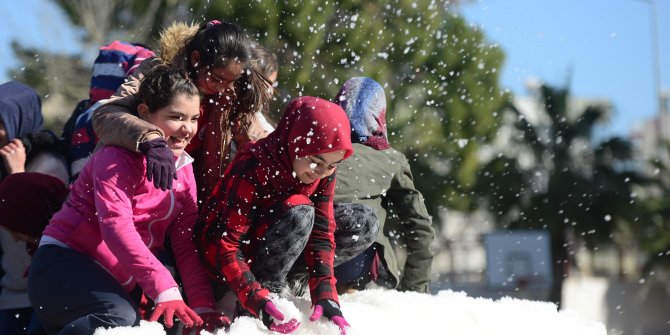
[
  {"xmin": 332, "ymin": 203, "xmax": 379, "ymax": 266},
  {"xmin": 0, "ymin": 307, "xmax": 44, "ymax": 335},
  {"xmin": 28, "ymin": 245, "xmax": 140, "ymax": 335},
  {"xmin": 334, "ymin": 246, "xmax": 377, "ymax": 285},
  {"xmin": 252, "ymin": 202, "xmax": 379, "ymax": 292},
  {"xmin": 252, "ymin": 204, "xmax": 315, "ymax": 291}
]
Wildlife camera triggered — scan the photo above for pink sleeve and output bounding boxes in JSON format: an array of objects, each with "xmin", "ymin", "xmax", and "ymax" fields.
[
  {"xmin": 92, "ymin": 148, "xmax": 178, "ymax": 300},
  {"xmin": 169, "ymin": 166, "xmax": 216, "ymax": 309}
]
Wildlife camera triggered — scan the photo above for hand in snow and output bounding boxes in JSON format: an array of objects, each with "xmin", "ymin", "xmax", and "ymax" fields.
[
  {"xmin": 260, "ymin": 299, "xmax": 300, "ymax": 333},
  {"xmin": 149, "ymin": 300, "xmax": 202, "ymax": 329},
  {"xmin": 309, "ymin": 299, "xmax": 350, "ymax": 335},
  {"xmin": 182, "ymin": 310, "xmax": 230, "ymax": 335}
]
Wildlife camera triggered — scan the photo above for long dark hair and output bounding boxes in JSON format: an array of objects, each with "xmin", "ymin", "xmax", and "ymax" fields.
[{"xmin": 176, "ymin": 21, "xmax": 272, "ymax": 131}]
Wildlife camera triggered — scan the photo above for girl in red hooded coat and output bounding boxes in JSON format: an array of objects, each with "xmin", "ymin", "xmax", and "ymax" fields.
[{"xmin": 195, "ymin": 96, "xmax": 378, "ymax": 335}]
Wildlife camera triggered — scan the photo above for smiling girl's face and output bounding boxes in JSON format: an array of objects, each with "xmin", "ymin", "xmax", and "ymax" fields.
[
  {"xmin": 192, "ymin": 53, "xmax": 244, "ymax": 96},
  {"xmin": 139, "ymin": 94, "xmax": 200, "ymax": 157},
  {"xmin": 292, "ymin": 150, "xmax": 346, "ymax": 184}
]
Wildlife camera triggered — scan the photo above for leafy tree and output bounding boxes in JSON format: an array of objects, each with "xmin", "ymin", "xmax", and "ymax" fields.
[
  {"xmin": 198, "ymin": 0, "xmax": 509, "ymax": 216},
  {"xmin": 475, "ymin": 84, "xmax": 652, "ymax": 306},
  {"xmin": 21, "ymin": 0, "xmax": 509, "ymax": 220},
  {"xmin": 54, "ymin": 0, "xmax": 200, "ymax": 49},
  {"xmin": 635, "ymin": 142, "xmax": 670, "ymax": 273},
  {"xmin": 8, "ymin": 42, "xmax": 88, "ymax": 132},
  {"xmin": 4, "ymin": 0, "xmax": 194, "ymax": 132}
]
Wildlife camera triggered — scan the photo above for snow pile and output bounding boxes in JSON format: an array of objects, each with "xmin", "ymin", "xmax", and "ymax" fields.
[{"xmin": 93, "ymin": 289, "xmax": 605, "ymax": 335}]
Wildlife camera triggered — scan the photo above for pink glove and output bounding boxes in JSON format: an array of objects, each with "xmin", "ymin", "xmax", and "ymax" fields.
[
  {"xmin": 182, "ymin": 311, "xmax": 230, "ymax": 335},
  {"xmin": 260, "ymin": 300, "xmax": 300, "ymax": 334},
  {"xmin": 309, "ymin": 300, "xmax": 350, "ymax": 335},
  {"xmin": 149, "ymin": 300, "xmax": 202, "ymax": 329}
]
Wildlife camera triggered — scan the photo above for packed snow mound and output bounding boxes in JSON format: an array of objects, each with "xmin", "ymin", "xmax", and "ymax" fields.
[{"xmin": 93, "ymin": 289, "xmax": 606, "ymax": 335}]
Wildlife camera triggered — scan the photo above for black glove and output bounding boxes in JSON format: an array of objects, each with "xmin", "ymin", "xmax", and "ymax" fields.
[
  {"xmin": 259, "ymin": 299, "xmax": 300, "ymax": 333},
  {"xmin": 310, "ymin": 299, "xmax": 344, "ymax": 320},
  {"xmin": 138, "ymin": 138, "xmax": 177, "ymax": 191},
  {"xmin": 310, "ymin": 300, "xmax": 350, "ymax": 335}
]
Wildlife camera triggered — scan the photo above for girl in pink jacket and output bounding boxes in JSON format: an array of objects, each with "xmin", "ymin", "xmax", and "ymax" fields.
[{"xmin": 28, "ymin": 66, "xmax": 228, "ymax": 335}]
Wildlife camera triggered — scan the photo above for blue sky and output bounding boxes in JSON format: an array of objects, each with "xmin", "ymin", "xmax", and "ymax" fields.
[
  {"xmin": 0, "ymin": 0, "xmax": 82, "ymax": 74},
  {"xmin": 460, "ymin": 0, "xmax": 670, "ymax": 136},
  {"xmin": 0, "ymin": 0, "xmax": 668, "ymax": 136}
]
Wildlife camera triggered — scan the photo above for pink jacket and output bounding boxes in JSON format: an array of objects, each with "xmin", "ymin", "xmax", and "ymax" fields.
[{"xmin": 43, "ymin": 146, "xmax": 214, "ymax": 309}]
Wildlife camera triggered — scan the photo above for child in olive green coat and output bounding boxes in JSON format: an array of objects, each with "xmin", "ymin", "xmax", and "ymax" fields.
[{"xmin": 333, "ymin": 77, "xmax": 435, "ymax": 293}]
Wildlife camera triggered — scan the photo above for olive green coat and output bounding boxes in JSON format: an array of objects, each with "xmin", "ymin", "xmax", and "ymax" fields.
[{"xmin": 334, "ymin": 143, "xmax": 434, "ymax": 292}]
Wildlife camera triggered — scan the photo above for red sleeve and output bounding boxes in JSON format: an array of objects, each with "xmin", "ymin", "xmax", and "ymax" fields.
[
  {"xmin": 203, "ymin": 170, "xmax": 269, "ymax": 316},
  {"xmin": 305, "ymin": 174, "xmax": 339, "ymax": 305}
]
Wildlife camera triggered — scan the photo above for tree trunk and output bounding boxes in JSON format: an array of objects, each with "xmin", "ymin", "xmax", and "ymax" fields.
[{"xmin": 549, "ymin": 233, "xmax": 568, "ymax": 308}]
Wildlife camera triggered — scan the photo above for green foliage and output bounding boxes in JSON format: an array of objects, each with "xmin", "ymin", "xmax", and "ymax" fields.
[
  {"xmin": 473, "ymin": 155, "xmax": 525, "ymax": 224},
  {"xmin": 53, "ymin": 0, "xmax": 184, "ymax": 44},
  {"xmin": 476, "ymin": 84, "xmax": 651, "ymax": 247},
  {"xmin": 13, "ymin": 1, "xmax": 508, "ymax": 221},
  {"xmin": 634, "ymin": 143, "xmax": 670, "ymax": 270},
  {"xmin": 198, "ymin": 0, "xmax": 508, "ymax": 215},
  {"xmin": 8, "ymin": 42, "xmax": 89, "ymax": 132},
  {"xmin": 474, "ymin": 83, "xmax": 657, "ymax": 303}
]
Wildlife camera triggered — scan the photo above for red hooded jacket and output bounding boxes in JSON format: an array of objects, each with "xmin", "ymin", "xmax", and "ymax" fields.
[{"xmin": 194, "ymin": 96, "xmax": 353, "ymax": 316}]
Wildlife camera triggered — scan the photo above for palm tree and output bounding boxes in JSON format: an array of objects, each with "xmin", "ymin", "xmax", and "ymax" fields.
[
  {"xmin": 635, "ymin": 142, "xmax": 670, "ymax": 274},
  {"xmin": 475, "ymin": 83, "xmax": 651, "ymax": 307}
]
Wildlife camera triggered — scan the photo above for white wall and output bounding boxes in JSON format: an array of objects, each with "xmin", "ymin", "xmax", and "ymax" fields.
[{"xmin": 563, "ymin": 276, "xmax": 670, "ymax": 335}]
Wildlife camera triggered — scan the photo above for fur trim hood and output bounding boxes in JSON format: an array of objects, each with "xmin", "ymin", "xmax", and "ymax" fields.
[{"xmin": 157, "ymin": 22, "xmax": 199, "ymax": 66}]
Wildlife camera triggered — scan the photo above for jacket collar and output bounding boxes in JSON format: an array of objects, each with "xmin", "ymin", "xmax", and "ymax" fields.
[{"xmin": 175, "ymin": 151, "xmax": 194, "ymax": 171}]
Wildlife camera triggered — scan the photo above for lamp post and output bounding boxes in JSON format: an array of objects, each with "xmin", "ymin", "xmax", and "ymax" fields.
[
  {"xmin": 637, "ymin": 0, "xmax": 663, "ymax": 113},
  {"xmin": 636, "ymin": 0, "xmax": 663, "ymax": 109},
  {"xmin": 635, "ymin": 0, "xmax": 667, "ymax": 143}
]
